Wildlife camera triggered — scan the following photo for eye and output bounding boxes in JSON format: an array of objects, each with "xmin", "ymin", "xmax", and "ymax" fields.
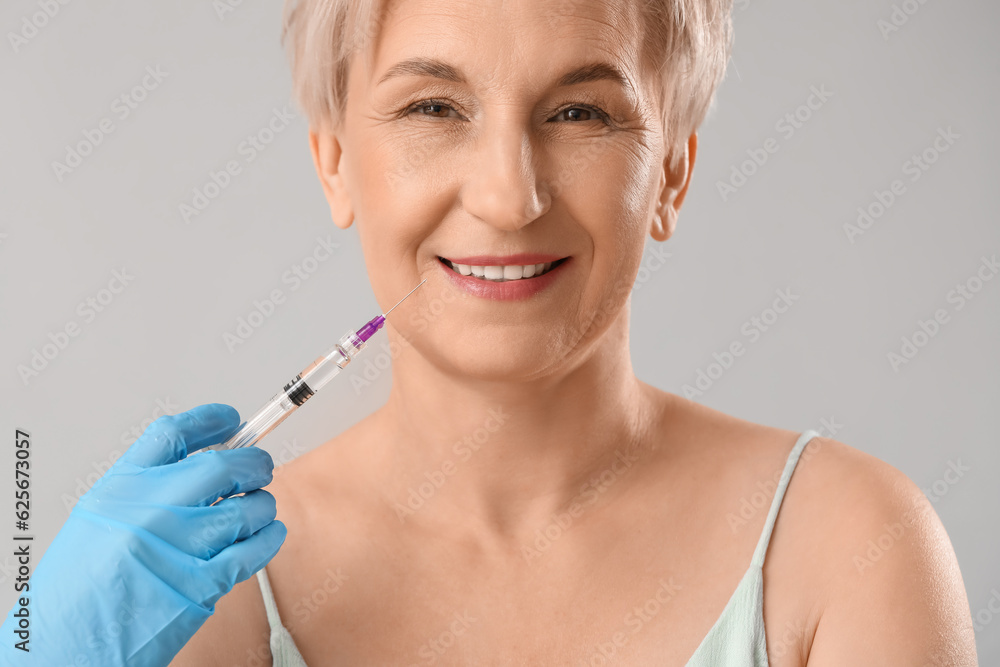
[
  {"xmin": 552, "ymin": 104, "xmax": 610, "ymax": 124},
  {"xmin": 405, "ymin": 99, "xmax": 461, "ymax": 119},
  {"xmin": 402, "ymin": 99, "xmax": 611, "ymax": 124}
]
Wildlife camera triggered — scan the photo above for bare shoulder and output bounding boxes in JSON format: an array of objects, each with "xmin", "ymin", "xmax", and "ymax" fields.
[
  {"xmin": 787, "ymin": 435, "xmax": 979, "ymax": 666},
  {"xmin": 648, "ymin": 389, "xmax": 977, "ymax": 665}
]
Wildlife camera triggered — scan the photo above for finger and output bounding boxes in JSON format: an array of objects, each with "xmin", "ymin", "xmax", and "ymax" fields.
[
  {"xmin": 201, "ymin": 520, "xmax": 287, "ymax": 609},
  {"xmin": 90, "ymin": 490, "xmax": 280, "ymax": 560},
  {"xmin": 163, "ymin": 446, "xmax": 274, "ymax": 507},
  {"xmin": 119, "ymin": 404, "xmax": 240, "ymax": 468},
  {"xmin": 186, "ymin": 490, "xmax": 279, "ymax": 559},
  {"xmin": 115, "ymin": 519, "xmax": 286, "ymax": 615}
]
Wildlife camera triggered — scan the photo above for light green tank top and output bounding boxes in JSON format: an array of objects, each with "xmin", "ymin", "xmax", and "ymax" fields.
[{"xmin": 255, "ymin": 430, "xmax": 819, "ymax": 666}]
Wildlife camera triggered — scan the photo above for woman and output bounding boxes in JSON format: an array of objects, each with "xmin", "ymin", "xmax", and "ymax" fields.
[{"xmin": 176, "ymin": 0, "xmax": 978, "ymax": 664}]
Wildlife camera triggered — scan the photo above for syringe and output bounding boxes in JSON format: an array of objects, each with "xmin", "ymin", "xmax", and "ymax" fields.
[{"xmin": 207, "ymin": 279, "xmax": 426, "ymax": 451}]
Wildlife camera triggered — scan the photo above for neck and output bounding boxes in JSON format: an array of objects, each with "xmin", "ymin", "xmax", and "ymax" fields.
[{"xmin": 366, "ymin": 304, "xmax": 661, "ymax": 544}]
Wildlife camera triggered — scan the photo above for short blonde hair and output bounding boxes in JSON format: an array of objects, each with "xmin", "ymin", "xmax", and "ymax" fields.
[{"xmin": 281, "ymin": 0, "xmax": 733, "ymax": 172}]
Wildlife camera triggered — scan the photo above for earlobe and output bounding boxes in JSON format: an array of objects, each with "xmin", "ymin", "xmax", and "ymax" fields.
[
  {"xmin": 650, "ymin": 207, "xmax": 677, "ymax": 243},
  {"xmin": 650, "ymin": 133, "xmax": 697, "ymax": 243},
  {"xmin": 308, "ymin": 130, "xmax": 355, "ymax": 230}
]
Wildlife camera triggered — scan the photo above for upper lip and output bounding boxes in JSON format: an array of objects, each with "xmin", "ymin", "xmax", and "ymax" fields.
[{"xmin": 439, "ymin": 253, "xmax": 567, "ymax": 265}]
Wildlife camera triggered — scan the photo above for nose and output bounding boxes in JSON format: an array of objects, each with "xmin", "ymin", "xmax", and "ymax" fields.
[{"xmin": 460, "ymin": 122, "xmax": 552, "ymax": 232}]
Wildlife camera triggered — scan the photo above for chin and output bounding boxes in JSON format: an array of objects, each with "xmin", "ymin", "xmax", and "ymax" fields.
[{"xmin": 416, "ymin": 331, "xmax": 579, "ymax": 384}]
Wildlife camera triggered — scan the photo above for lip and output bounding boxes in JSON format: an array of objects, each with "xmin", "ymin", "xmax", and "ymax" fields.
[
  {"xmin": 437, "ymin": 255, "xmax": 570, "ymax": 301},
  {"xmin": 441, "ymin": 253, "xmax": 565, "ymax": 265}
]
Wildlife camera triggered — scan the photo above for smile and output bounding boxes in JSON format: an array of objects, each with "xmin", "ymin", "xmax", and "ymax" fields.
[{"xmin": 437, "ymin": 257, "xmax": 568, "ymax": 282}]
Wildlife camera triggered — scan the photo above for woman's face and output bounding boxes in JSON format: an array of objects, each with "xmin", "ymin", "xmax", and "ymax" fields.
[{"xmin": 314, "ymin": 0, "xmax": 690, "ymax": 382}]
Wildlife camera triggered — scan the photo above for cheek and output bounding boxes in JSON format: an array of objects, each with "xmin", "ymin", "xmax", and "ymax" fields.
[
  {"xmin": 554, "ymin": 138, "xmax": 658, "ymax": 293},
  {"xmin": 360, "ymin": 126, "xmax": 462, "ymax": 203},
  {"xmin": 350, "ymin": 128, "xmax": 455, "ymax": 265}
]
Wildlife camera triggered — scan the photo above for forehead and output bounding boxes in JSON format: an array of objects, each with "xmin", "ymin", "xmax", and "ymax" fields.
[{"xmin": 370, "ymin": 0, "xmax": 646, "ymax": 92}]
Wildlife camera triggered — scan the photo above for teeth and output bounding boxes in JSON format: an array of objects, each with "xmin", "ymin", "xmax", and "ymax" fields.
[{"xmin": 444, "ymin": 259, "xmax": 561, "ymax": 282}]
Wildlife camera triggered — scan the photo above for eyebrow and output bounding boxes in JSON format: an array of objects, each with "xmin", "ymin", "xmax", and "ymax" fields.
[
  {"xmin": 377, "ymin": 57, "xmax": 465, "ymax": 86},
  {"xmin": 376, "ymin": 57, "xmax": 634, "ymax": 95}
]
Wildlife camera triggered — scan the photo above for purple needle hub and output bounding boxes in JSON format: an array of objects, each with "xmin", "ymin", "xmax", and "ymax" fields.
[
  {"xmin": 354, "ymin": 315, "xmax": 385, "ymax": 343},
  {"xmin": 352, "ymin": 279, "xmax": 426, "ymax": 345}
]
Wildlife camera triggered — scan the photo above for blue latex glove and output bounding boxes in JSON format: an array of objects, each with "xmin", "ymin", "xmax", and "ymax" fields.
[{"xmin": 0, "ymin": 403, "xmax": 287, "ymax": 666}]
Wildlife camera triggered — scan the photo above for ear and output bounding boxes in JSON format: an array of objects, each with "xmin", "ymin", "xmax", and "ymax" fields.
[
  {"xmin": 308, "ymin": 130, "xmax": 355, "ymax": 230},
  {"xmin": 651, "ymin": 132, "xmax": 697, "ymax": 242}
]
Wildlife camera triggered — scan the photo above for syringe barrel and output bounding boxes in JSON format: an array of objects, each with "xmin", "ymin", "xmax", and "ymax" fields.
[
  {"xmin": 209, "ymin": 330, "xmax": 367, "ymax": 451},
  {"xmin": 299, "ymin": 330, "xmax": 365, "ymax": 393},
  {"xmin": 214, "ymin": 390, "xmax": 297, "ymax": 450}
]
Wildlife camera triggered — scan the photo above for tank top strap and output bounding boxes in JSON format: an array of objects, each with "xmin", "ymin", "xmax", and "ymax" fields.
[
  {"xmin": 256, "ymin": 565, "xmax": 286, "ymax": 631},
  {"xmin": 750, "ymin": 429, "xmax": 821, "ymax": 568}
]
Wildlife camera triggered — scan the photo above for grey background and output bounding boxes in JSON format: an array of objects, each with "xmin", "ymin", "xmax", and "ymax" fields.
[{"xmin": 1, "ymin": 0, "xmax": 997, "ymax": 661}]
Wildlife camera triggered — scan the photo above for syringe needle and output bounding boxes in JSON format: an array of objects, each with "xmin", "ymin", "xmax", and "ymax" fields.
[{"xmin": 384, "ymin": 279, "xmax": 426, "ymax": 317}]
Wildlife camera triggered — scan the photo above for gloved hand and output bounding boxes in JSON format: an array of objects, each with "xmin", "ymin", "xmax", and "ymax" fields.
[{"xmin": 0, "ymin": 403, "xmax": 287, "ymax": 667}]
